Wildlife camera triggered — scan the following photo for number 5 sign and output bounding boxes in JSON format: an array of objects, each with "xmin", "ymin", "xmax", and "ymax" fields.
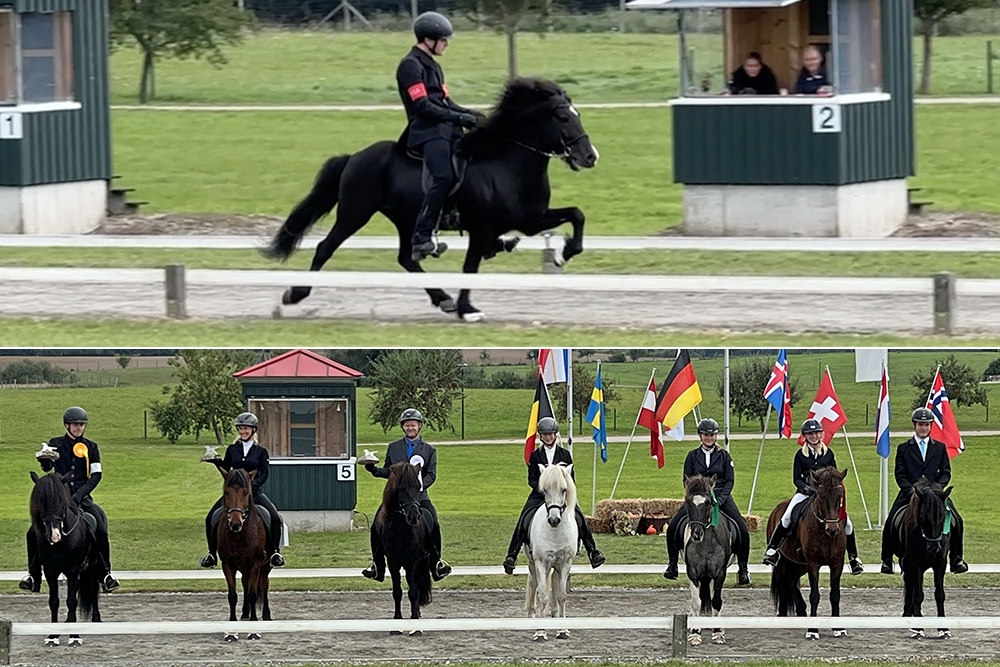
[
  {"xmin": 811, "ymin": 103, "xmax": 841, "ymax": 134},
  {"xmin": 0, "ymin": 112, "xmax": 23, "ymax": 140},
  {"xmin": 337, "ymin": 462, "xmax": 355, "ymax": 481}
]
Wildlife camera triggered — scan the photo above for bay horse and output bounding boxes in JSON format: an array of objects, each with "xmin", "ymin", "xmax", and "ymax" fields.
[
  {"xmin": 28, "ymin": 471, "xmax": 102, "ymax": 646},
  {"xmin": 524, "ymin": 463, "xmax": 578, "ymax": 642},
  {"xmin": 217, "ymin": 468, "xmax": 272, "ymax": 641},
  {"xmin": 378, "ymin": 461, "xmax": 433, "ymax": 635},
  {"xmin": 766, "ymin": 466, "xmax": 848, "ymax": 640},
  {"xmin": 885, "ymin": 477, "xmax": 953, "ymax": 639},
  {"xmin": 262, "ymin": 77, "xmax": 599, "ymax": 322},
  {"xmin": 678, "ymin": 474, "xmax": 733, "ymax": 646}
]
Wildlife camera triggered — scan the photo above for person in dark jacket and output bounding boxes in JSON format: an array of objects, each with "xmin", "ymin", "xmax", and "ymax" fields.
[
  {"xmin": 199, "ymin": 412, "xmax": 285, "ymax": 569},
  {"xmin": 793, "ymin": 45, "xmax": 832, "ymax": 95},
  {"xmin": 396, "ymin": 11, "xmax": 480, "ymax": 263},
  {"xmin": 20, "ymin": 406, "xmax": 120, "ymax": 594},
  {"xmin": 727, "ymin": 52, "xmax": 781, "ymax": 95},
  {"xmin": 502, "ymin": 417, "xmax": 606, "ymax": 574},
  {"xmin": 663, "ymin": 418, "xmax": 752, "ymax": 585},
  {"xmin": 362, "ymin": 408, "xmax": 452, "ymax": 582},
  {"xmin": 762, "ymin": 419, "xmax": 863, "ymax": 574},
  {"xmin": 880, "ymin": 407, "xmax": 968, "ymax": 574}
]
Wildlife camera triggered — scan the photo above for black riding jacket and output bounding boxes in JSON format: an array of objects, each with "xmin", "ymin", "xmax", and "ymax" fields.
[
  {"xmin": 38, "ymin": 434, "xmax": 102, "ymax": 502},
  {"xmin": 220, "ymin": 440, "xmax": 270, "ymax": 494},
  {"xmin": 396, "ymin": 46, "xmax": 475, "ymax": 147},
  {"xmin": 682, "ymin": 445, "xmax": 735, "ymax": 501},
  {"xmin": 792, "ymin": 446, "xmax": 837, "ymax": 495}
]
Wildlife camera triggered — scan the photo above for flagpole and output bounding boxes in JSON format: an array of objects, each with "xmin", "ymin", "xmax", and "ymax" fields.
[
  {"xmin": 926, "ymin": 364, "xmax": 942, "ymax": 406},
  {"xmin": 724, "ymin": 349, "xmax": 731, "ymax": 452},
  {"xmin": 878, "ymin": 360, "xmax": 889, "ymax": 528},
  {"xmin": 567, "ymin": 349, "xmax": 574, "ymax": 460},
  {"xmin": 747, "ymin": 402, "xmax": 771, "ymax": 515},
  {"xmin": 610, "ymin": 368, "xmax": 654, "ymax": 500},
  {"xmin": 826, "ymin": 366, "xmax": 873, "ymax": 531},
  {"xmin": 592, "ymin": 360, "xmax": 600, "ymax": 515}
]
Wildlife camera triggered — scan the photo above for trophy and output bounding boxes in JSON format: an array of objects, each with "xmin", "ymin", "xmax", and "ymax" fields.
[
  {"xmin": 35, "ymin": 443, "xmax": 60, "ymax": 460},
  {"xmin": 356, "ymin": 449, "xmax": 379, "ymax": 465},
  {"xmin": 200, "ymin": 445, "xmax": 223, "ymax": 463}
]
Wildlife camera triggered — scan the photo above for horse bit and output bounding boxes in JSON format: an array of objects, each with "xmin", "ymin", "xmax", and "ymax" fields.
[{"xmin": 509, "ymin": 103, "xmax": 590, "ymax": 159}]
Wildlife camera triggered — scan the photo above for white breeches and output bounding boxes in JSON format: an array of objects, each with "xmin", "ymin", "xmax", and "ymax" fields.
[{"xmin": 780, "ymin": 492, "xmax": 853, "ymax": 535}]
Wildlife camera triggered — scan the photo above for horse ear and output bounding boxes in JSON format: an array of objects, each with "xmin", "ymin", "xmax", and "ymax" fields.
[
  {"xmin": 218, "ymin": 466, "xmax": 228, "ymax": 479},
  {"xmin": 248, "ymin": 470, "xmax": 257, "ymax": 481},
  {"xmin": 537, "ymin": 463, "xmax": 546, "ymax": 476},
  {"xmin": 839, "ymin": 468, "xmax": 849, "ymax": 480},
  {"xmin": 709, "ymin": 474, "xmax": 717, "ymax": 487},
  {"xmin": 565, "ymin": 463, "xmax": 573, "ymax": 477},
  {"xmin": 808, "ymin": 470, "xmax": 818, "ymax": 485},
  {"xmin": 30, "ymin": 470, "xmax": 39, "ymax": 484}
]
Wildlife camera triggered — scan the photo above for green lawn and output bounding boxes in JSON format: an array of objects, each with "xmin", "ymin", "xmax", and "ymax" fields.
[{"xmin": 108, "ymin": 30, "xmax": 1000, "ymax": 105}]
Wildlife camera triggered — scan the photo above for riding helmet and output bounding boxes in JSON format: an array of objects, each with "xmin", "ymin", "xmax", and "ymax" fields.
[
  {"xmin": 414, "ymin": 11, "xmax": 454, "ymax": 41},
  {"xmin": 911, "ymin": 407, "xmax": 935, "ymax": 423},
  {"xmin": 400, "ymin": 408, "xmax": 424, "ymax": 424},
  {"xmin": 235, "ymin": 412, "xmax": 259, "ymax": 428},
  {"xmin": 537, "ymin": 417, "xmax": 559, "ymax": 434},
  {"xmin": 801, "ymin": 419, "xmax": 823, "ymax": 434},
  {"xmin": 696, "ymin": 418, "xmax": 719, "ymax": 434},
  {"xmin": 63, "ymin": 406, "xmax": 88, "ymax": 424}
]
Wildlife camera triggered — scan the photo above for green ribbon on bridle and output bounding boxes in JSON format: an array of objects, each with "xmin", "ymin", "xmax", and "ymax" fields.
[
  {"xmin": 943, "ymin": 504, "xmax": 952, "ymax": 535},
  {"xmin": 710, "ymin": 490, "xmax": 720, "ymax": 528}
]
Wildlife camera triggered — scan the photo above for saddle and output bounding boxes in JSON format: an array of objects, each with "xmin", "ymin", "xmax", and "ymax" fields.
[
  {"xmin": 398, "ymin": 129, "xmax": 469, "ymax": 232},
  {"xmin": 211, "ymin": 505, "xmax": 272, "ymax": 544},
  {"xmin": 777, "ymin": 496, "xmax": 817, "ymax": 564}
]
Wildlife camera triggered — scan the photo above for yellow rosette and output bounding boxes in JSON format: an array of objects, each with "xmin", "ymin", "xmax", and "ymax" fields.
[{"xmin": 73, "ymin": 442, "xmax": 90, "ymax": 477}]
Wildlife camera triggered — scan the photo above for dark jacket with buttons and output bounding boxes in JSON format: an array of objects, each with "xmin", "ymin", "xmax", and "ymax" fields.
[
  {"xmin": 682, "ymin": 445, "xmax": 735, "ymax": 500},
  {"xmin": 367, "ymin": 436, "xmax": 438, "ymax": 502},
  {"xmin": 894, "ymin": 436, "xmax": 950, "ymax": 498},
  {"xmin": 527, "ymin": 445, "xmax": 574, "ymax": 500},
  {"xmin": 220, "ymin": 441, "xmax": 270, "ymax": 494},
  {"xmin": 38, "ymin": 434, "xmax": 102, "ymax": 502},
  {"xmin": 396, "ymin": 46, "xmax": 475, "ymax": 148},
  {"xmin": 793, "ymin": 446, "xmax": 838, "ymax": 495}
]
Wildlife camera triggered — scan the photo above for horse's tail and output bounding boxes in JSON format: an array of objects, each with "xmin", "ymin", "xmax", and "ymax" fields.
[
  {"xmin": 265, "ymin": 153, "xmax": 351, "ymax": 261},
  {"xmin": 77, "ymin": 562, "xmax": 101, "ymax": 621}
]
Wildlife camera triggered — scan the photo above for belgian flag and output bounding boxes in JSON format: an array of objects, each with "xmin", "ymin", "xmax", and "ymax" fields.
[
  {"xmin": 524, "ymin": 371, "xmax": 556, "ymax": 464},
  {"xmin": 655, "ymin": 349, "xmax": 703, "ymax": 430}
]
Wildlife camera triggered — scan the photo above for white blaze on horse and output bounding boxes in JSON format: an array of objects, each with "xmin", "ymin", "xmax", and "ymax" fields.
[{"xmin": 524, "ymin": 463, "xmax": 578, "ymax": 641}]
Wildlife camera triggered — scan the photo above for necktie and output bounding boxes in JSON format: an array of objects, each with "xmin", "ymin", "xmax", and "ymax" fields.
[
  {"xmin": 407, "ymin": 440, "xmax": 414, "ymax": 459},
  {"xmin": 919, "ymin": 439, "xmax": 927, "ymax": 461}
]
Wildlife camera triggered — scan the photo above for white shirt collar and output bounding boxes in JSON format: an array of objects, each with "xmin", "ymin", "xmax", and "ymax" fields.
[
  {"xmin": 544, "ymin": 445, "xmax": 556, "ymax": 464},
  {"xmin": 241, "ymin": 439, "xmax": 255, "ymax": 456}
]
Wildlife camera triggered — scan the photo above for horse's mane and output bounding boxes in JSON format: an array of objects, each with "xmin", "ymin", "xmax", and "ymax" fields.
[
  {"xmin": 684, "ymin": 474, "xmax": 714, "ymax": 498},
  {"xmin": 226, "ymin": 467, "xmax": 252, "ymax": 491},
  {"xmin": 459, "ymin": 77, "xmax": 567, "ymax": 156},
  {"xmin": 538, "ymin": 463, "xmax": 576, "ymax": 511},
  {"xmin": 31, "ymin": 473, "xmax": 74, "ymax": 522},
  {"xmin": 903, "ymin": 477, "xmax": 944, "ymax": 532},
  {"xmin": 382, "ymin": 461, "xmax": 421, "ymax": 508}
]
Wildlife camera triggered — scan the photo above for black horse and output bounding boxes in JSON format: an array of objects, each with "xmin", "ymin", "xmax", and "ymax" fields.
[
  {"xmin": 376, "ymin": 462, "xmax": 434, "ymax": 634},
  {"xmin": 885, "ymin": 477, "xmax": 954, "ymax": 639},
  {"xmin": 28, "ymin": 471, "xmax": 102, "ymax": 646},
  {"xmin": 263, "ymin": 77, "xmax": 599, "ymax": 322}
]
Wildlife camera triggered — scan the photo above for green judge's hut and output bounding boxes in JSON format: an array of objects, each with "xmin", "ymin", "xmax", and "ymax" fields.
[
  {"xmin": 234, "ymin": 349, "xmax": 365, "ymax": 533},
  {"xmin": 626, "ymin": 0, "xmax": 914, "ymax": 237}
]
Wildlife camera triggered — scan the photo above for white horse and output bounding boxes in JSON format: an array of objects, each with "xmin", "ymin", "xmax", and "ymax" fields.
[{"xmin": 524, "ymin": 463, "xmax": 578, "ymax": 642}]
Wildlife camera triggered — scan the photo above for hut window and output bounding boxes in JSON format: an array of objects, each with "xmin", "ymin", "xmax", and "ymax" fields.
[
  {"xmin": 249, "ymin": 398, "xmax": 349, "ymax": 459},
  {"xmin": 829, "ymin": 0, "xmax": 881, "ymax": 93},
  {"xmin": 19, "ymin": 11, "xmax": 74, "ymax": 103},
  {"xmin": 0, "ymin": 11, "xmax": 13, "ymax": 104}
]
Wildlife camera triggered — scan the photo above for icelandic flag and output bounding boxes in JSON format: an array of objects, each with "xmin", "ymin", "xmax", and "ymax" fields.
[
  {"xmin": 875, "ymin": 362, "xmax": 891, "ymax": 459},
  {"xmin": 763, "ymin": 349, "xmax": 792, "ymax": 439}
]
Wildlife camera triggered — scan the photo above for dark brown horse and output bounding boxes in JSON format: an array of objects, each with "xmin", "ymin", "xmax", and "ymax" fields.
[
  {"xmin": 766, "ymin": 466, "xmax": 848, "ymax": 639},
  {"xmin": 217, "ymin": 468, "xmax": 272, "ymax": 641}
]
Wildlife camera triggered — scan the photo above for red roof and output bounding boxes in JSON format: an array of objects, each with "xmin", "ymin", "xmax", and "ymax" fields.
[{"xmin": 234, "ymin": 349, "xmax": 364, "ymax": 379}]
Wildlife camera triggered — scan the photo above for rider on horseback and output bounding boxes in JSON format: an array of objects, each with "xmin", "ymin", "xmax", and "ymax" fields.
[
  {"xmin": 362, "ymin": 408, "xmax": 453, "ymax": 582},
  {"xmin": 397, "ymin": 11, "xmax": 480, "ymax": 263},
  {"xmin": 879, "ymin": 407, "xmax": 968, "ymax": 575},
  {"xmin": 21, "ymin": 406, "xmax": 120, "ymax": 594},
  {"xmin": 762, "ymin": 419, "xmax": 864, "ymax": 574},
  {"xmin": 664, "ymin": 418, "xmax": 752, "ymax": 586},
  {"xmin": 502, "ymin": 416, "xmax": 606, "ymax": 574},
  {"xmin": 200, "ymin": 412, "xmax": 286, "ymax": 569}
]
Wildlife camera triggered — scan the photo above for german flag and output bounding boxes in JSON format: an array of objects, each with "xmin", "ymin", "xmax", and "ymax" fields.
[
  {"xmin": 655, "ymin": 349, "xmax": 702, "ymax": 430},
  {"xmin": 524, "ymin": 371, "xmax": 556, "ymax": 464}
]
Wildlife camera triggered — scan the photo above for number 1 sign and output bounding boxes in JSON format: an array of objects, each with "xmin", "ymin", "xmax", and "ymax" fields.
[{"xmin": 0, "ymin": 112, "xmax": 23, "ymax": 140}]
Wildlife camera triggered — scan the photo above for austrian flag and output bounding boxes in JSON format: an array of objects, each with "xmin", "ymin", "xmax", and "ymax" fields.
[
  {"xmin": 798, "ymin": 368, "xmax": 848, "ymax": 446},
  {"xmin": 638, "ymin": 376, "xmax": 665, "ymax": 468}
]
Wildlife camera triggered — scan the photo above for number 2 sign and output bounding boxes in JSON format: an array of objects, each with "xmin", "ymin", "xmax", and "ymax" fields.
[
  {"xmin": 811, "ymin": 104, "xmax": 841, "ymax": 134},
  {"xmin": 0, "ymin": 112, "xmax": 23, "ymax": 140}
]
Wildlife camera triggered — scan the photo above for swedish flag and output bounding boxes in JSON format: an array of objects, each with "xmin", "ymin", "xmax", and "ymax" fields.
[{"xmin": 585, "ymin": 363, "xmax": 608, "ymax": 463}]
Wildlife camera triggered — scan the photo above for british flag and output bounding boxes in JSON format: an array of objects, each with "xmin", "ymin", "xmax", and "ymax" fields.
[
  {"xmin": 763, "ymin": 349, "xmax": 792, "ymax": 439},
  {"xmin": 926, "ymin": 368, "xmax": 965, "ymax": 459}
]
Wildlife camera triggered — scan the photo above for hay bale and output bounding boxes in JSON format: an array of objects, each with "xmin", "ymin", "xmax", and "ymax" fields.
[
  {"xmin": 585, "ymin": 515, "xmax": 610, "ymax": 534},
  {"xmin": 591, "ymin": 498, "xmax": 763, "ymax": 533},
  {"xmin": 743, "ymin": 514, "xmax": 762, "ymax": 532}
]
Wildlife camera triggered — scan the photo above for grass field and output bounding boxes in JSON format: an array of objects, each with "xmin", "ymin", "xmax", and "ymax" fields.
[
  {"xmin": 2, "ymin": 350, "xmax": 1000, "ymax": 593},
  {"xmin": 107, "ymin": 31, "xmax": 1000, "ymax": 105}
]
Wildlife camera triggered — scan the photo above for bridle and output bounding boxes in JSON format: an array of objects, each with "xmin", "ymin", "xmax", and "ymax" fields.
[
  {"xmin": 812, "ymin": 486, "xmax": 844, "ymax": 527},
  {"xmin": 508, "ymin": 102, "xmax": 590, "ymax": 160}
]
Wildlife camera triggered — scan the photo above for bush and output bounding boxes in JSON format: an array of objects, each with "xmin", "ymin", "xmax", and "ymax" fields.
[
  {"xmin": 607, "ymin": 352, "xmax": 627, "ymax": 363},
  {"xmin": 490, "ymin": 370, "xmax": 536, "ymax": 389},
  {"xmin": 0, "ymin": 360, "xmax": 76, "ymax": 385}
]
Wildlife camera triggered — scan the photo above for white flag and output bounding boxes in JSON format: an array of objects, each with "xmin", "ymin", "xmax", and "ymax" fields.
[{"xmin": 855, "ymin": 349, "xmax": 888, "ymax": 383}]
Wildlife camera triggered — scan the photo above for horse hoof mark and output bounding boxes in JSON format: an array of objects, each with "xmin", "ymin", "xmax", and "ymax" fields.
[
  {"xmin": 409, "ymin": 629, "xmax": 423, "ymax": 637},
  {"xmin": 532, "ymin": 630, "xmax": 548, "ymax": 641},
  {"xmin": 69, "ymin": 636, "xmax": 83, "ymax": 646},
  {"xmin": 247, "ymin": 632, "xmax": 262, "ymax": 640},
  {"xmin": 556, "ymin": 629, "xmax": 570, "ymax": 639},
  {"xmin": 224, "ymin": 633, "xmax": 239, "ymax": 642},
  {"xmin": 390, "ymin": 630, "xmax": 403, "ymax": 636},
  {"xmin": 44, "ymin": 637, "xmax": 59, "ymax": 647}
]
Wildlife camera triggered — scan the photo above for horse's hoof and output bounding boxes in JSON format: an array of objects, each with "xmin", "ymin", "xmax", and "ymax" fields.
[
  {"xmin": 408, "ymin": 629, "xmax": 423, "ymax": 637},
  {"xmin": 805, "ymin": 630, "xmax": 820, "ymax": 640},
  {"xmin": 833, "ymin": 629, "xmax": 848, "ymax": 638},
  {"xmin": 390, "ymin": 630, "xmax": 402, "ymax": 636},
  {"xmin": 711, "ymin": 631, "xmax": 726, "ymax": 644},
  {"xmin": 224, "ymin": 632, "xmax": 239, "ymax": 642},
  {"xmin": 687, "ymin": 633, "xmax": 702, "ymax": 646},
  {"xmin": 556, "ymin": 629, "xmax": 570, "ymax": 639},
  {"xmin": 911, "ymin": 628, "xmax": 925, "ymax": 639},
  {"xmin": 938, "ymin": 629, "xmax": 951, "ymax": 639},
  {"xmin": 532, "ymin": 629, "xmax": 548, "ymax": 641},
  {"xmin": 45, "ymin": 636, "xmax": 59, "ymax": 646},
  {"xmin": 69, "ymin": 635, "xmax": 83, "ymax": 646},
  {"xmin": 438, "ymin": 298, "xmax": 456, "ymax": 314},
  {"xmin": 459, "ymin": 307, "xmax": 484, "ymax": 323},
  {"xmin": 503, "ymin": 237, "xmax": 520, "ymax": 253},
  {"xmin": 247, "ymin": 632, "xmax": 262, "ymax": 640},
  {"xmin": 281, "ymin": 286, "xmax": 312, "ymax": 306}
]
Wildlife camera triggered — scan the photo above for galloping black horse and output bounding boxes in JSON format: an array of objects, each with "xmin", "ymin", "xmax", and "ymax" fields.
[
  {"xmin": 29, "ymin": 471, "xmax": 102, "ymax": 646},
  {"xmin": 263, "ymin": 77, "xmax": 599, "ymax": 321},
  {"xmin": 377, "ymin": 462, "xmax": 434, "ymax": 633}
]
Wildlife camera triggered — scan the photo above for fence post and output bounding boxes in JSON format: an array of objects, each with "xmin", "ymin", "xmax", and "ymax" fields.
[
  {"xmin": 542, "ymin": 233, "xmax": 561, "ymax": 274},
  {"xmin": 165, "ymin": 264, "xmax": 187, "ymax": 319},
  {"xmin": 932, "ymin": 271, "xmax": 956, "ymax": 335},
  {"xmin": 0, "ymin": 618, "xmax": 11, "ymax": 665},
  {"xmin": 671, "ymin": 614, "xmax": 687, "ymax": 659},
  {"xmin": 988, "ymin": 41, "xmax": 994, "ymax": 95}
]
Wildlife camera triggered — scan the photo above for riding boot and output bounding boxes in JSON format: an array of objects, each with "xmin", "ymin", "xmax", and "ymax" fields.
[
  {"xmin": 663, "ymin": 514, "xmax": 682, "ymax": 579},
  {"xmin": 880, "ymin": 513, "xmax": 895, "ymax": 574},
  {"xmin": 362, "ymin": 521, "xmax": 385, "ymax": 582},
  {"xmin": 430, "ymin": 521, "xmax": 451, "ymax": 581},
  {"xmin": 948, "ymin": 502, "xmax": 968, "ymax": 573},
  {"xmin": 504, "ymin": 525, "xmax": 523, "ymax": 575},
  {"xmin": 734, "ymin": 513, "xmax": 752, "ymax": 585},
  {"xmin": 20, "ymin": 530, "xmax": 41, "ymax": 592},
  {"xmin": 762, "ymin": 522, "xmax": 790, "ymax": 566},
  {"xmin": 270, "ymin": 516, "xmax": 285, "ymax": 567},
  {"xmin": 200, "ymin": 503, "xmax": 221, "ymax": 568},
  {"xmin": 846, "ymin": 531, "xmax": 864, "ymax": 575}
]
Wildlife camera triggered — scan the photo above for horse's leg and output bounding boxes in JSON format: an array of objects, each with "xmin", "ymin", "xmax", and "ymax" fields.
[
  {"xmin": 517, "ymin": 207, "xmax": 587, "ymax": 264},
  {"xmin": 405, "ymin": 565, "xmax": 421, "ymax": 620},
  {"xmin": 223, "ymin": 565, "xmax": 239, "ymax": 628},
  {"xmin": 455, "ymin": 234, "xmax": 491, "ymax": 322},
  {"xmin": 711, "ymin": 572, "xmax": 726, "ymax": 645},
  {"xmin": 45, "ymin": 569, "xmax": 60, "ymax": 645},
  {"xmin": 390, "ymin": 566, "xmax": 404, "ymax": 622},
  {"xmin": 247, "ymin": 567, "xmax": 259, "ymax": 622},
  {"xmin": 805, "ymin": 569, "xmax": 820, "ymax": 639},
  {"xmin": 831, "ymin": 563, "xmax": 846, "ymax": 637},
  {"xmin": 260, "ymin": 570, "xmax": 272, "ymax": 622},
  {"xmin": 903, "ymin": 564, "xmax": 925, "ymax": 638},
  {"xmin": 240, "ymin": 570, "xmax": 251, "ymax": 620},
  {"xmin": 65, "ymin": 572, "xmax": 81, "ymax": 645},
  {"xmin": 687, "ymin": 578, "xmax": 702, "ymax": 646},
  {"xmin": 392, "ymin": 228, "xmax": 455, "ymax": 313},
  {"xmin": 934, "ymin": 562, "xmax": 949, "ymax": 637}
]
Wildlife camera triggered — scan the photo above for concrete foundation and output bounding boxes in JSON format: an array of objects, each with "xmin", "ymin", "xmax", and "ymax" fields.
[
  {"xmin": 282, "ymin": 510, "xmax": 355, "ymax": 533},
  {"xmin": 0, "ymin": 180, "xmax": 106, "ymax": 234},
  {"xmin": 682, "ymin": 179, "xmax": 908, "ymax": 237}
]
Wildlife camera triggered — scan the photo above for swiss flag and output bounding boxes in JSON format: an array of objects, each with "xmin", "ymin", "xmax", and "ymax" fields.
[
  {"xmin": 638, "ymin": 376, "xmax": 665, "ymax": 468},
  {"xmin": 926, "ymin": 369, "xmax": 964, "ymax": 459},
  {"xmin": 797, "ymin": 368, "xmax": 848, "ymax": 446}
]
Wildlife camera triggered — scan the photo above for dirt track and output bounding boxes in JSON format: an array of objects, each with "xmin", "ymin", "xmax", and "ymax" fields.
[{"xmin": 5, "ymin": 586, "xmax": 1000, "ymax": 666}]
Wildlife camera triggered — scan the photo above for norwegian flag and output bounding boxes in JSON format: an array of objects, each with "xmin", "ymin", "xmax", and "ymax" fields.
[
  {"xmin": 926, "ymin": 369, "xmax": 965, "ymax": 459},
  {"xmin": 797, "ymin": 368, "xmax": 848, "ymax": 446},
  {"xmin": 763, "ymin": 349, "xmax": 792, "ymax": 439}
]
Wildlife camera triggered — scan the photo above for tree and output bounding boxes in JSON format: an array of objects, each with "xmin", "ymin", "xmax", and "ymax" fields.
[
  {"xmin": 367, "ymin": 349, "xmax": 464, "ymax": 434},
  {"xmin": 324, "ymin": 349, "xmax": 389, "ymax": 383},
  {"xmin": 627, "ymin": 349, "xmax": 646, "ymax": 362},
  {"xmin": 456, "ymin": 0, "xmax": 549, "ymax": 79},
  {"xmin": 982, "ymin": 356, "xmax": 1000, "ymax": 380},
  {"xmin": 577, "ymin": 349, "xmax": 595, "ymax": 360},
  {"xmin": 910, "ymin": 354, "xmax": 988, "ymax": 410},
  {"xmin": 108, "ymin": 0, "xmax": 252, "ymax": 104},
  {"xmin": 478, "ymin": 350, "xmax": 492, "ymax": 365},
  {"xmin": 914, "ymin": 0, "xmax": 991, "ymax": 94},
  {"xmin": 717, "ymin": 357, "xmax": 802, "ymax": 432},
  {"xmin": 116, "ymin": 354, "xmax": 132, "ymax": 370},
  {"xmin": 148, "ymin": 349, "xmax": 257, "ymax": 445},
  {"xmin": 550, "ymin": 364, "xmax": 621, "ymax": 423}
]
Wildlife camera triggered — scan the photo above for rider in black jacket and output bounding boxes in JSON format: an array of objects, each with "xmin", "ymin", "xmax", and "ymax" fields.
[{"xmin": 396, "ymin": 11, "xmax": 480, "ymax": 263}]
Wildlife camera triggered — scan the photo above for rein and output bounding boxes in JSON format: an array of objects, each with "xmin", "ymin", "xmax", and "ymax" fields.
[
  {"xmin": 922, "ymin": 504, "xmax": 953, "ymax": 542},
  {"xmin": 506, "ymin": 104, "xmax": 590, "ymax": 159},
  {"xmin": 686, "ymin": 490, "xmax": 720, "ymax": 531}
]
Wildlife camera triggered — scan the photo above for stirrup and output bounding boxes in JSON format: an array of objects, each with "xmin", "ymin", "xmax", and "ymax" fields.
[
  {"xmin": 432, "ymin": 559, "xmax": 452, "ymax": 581},
  {"xmin": 503, "ymin": 556, "xmax": 516, "ymax": 575},
  {"xmin": 663, "ymin": 563, "xmax": 678, "ymax": 580},
  {"xmin": 849, "ymin": 557, "xmax": 864, "ymax": 575},
  {"xmin": 199, "ymin": 553, "xmax": 217, "ymax": 568},
  {"xmin": 951, "ymin": 558, "xmax": 969, "ymax": 574},
  {"xmin": 362, "ymin": 562, "xmax": 385, "ymax": 582},
  {"xmin": 270, "ymin": 552, "xmax": 285, "ymax": 568},
  {"xmin": 19, "ymin": 574, "xmax": 40, "ymax": 593},
  {"xmin": 762, "ymin": 548, "xmax": 780, "ymax": 566},
  {"xmin": 589, "ymin": 550, "xmax": 606, "ymax": 569},
  {"xmin": 102, "ymin": 573, "xmax": 120, "ymax": 593}
]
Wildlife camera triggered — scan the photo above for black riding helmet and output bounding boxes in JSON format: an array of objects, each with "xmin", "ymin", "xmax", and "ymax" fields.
[
  {"xmin": 912, "ymin": 407, "xmax": 935, "ymax": 423},
  {"xmin": 801, "ymin": 419, "xmax": 823, "ymax": 434},
  {"xmin": 400, "ymin": 408, "xmax": 423, "ymax": 424},
  {"xmin": 63, "ymin": 406, "xmax": 88, "ymax": 424},
  {"xmin": 696, "ymin": 418, "xmax": 719, "ymax": 435},
  {"xmin": 414, "ymin": 11, "xmax": 454, "ymax": 42}
]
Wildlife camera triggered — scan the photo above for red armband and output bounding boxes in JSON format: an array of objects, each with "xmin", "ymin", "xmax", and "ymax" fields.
[
  {"xmin": 407, "ymin": 83, "xmax": 428, "ymax": 101},
  {"xmin": 441, "ymin": 83, "xmax": 449, "ymax": 98}
]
